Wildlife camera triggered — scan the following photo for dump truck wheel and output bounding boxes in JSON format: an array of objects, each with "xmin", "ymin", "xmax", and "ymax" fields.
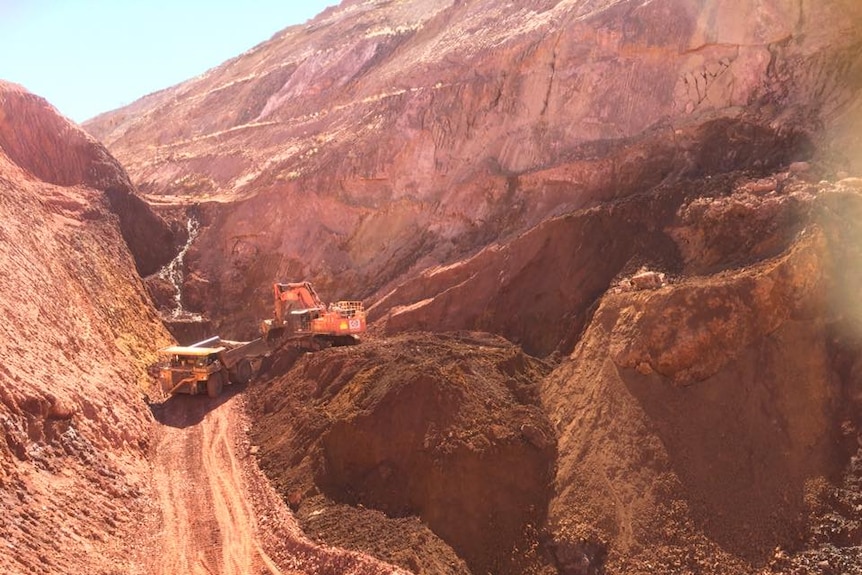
[
  {"xmin": 206, "ymin": 372, "xmax": 224, "ymax": 398},
  {"xmin": 235, "ymin": 359, "xmax": 252, "ymax": 384}
]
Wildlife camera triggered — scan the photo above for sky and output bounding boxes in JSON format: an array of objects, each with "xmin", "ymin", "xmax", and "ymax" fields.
[{"xmin": 0, "ymin": 0, "xmax": 339, "ymax": 122}]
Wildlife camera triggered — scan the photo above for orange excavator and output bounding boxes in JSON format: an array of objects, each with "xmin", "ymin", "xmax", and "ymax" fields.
[{"xmin": 260, "ymin": 281, "xmax": 366, "ymax": 348}]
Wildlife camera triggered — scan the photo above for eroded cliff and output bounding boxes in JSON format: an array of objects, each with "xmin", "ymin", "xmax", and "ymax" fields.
[
  {"xmin": 0, "ymin": 81, "xmax": 174, "ymax": 574},
  {"xmin": 70, "ymin": 0, "xmax": 862, "ymax": 573}
]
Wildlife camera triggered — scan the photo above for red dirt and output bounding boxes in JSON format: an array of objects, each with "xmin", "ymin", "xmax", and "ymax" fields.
[
  {"xmin": 143, "ymin": 389, "xmax": 409, "ymax": 575},
  {"xmin": 83, "ymin": 0, "xmax": 862, "ymax": 340},
  {"xmin": 0, "ymin": 82, "xmax": 174, "ymax": 575},
  {"xmin": 246, "ymin": 332, "xmax": 557, "ymax": 575},
  {"xmin": 0, "ymin": 80, "xmax": 408, "ymax": 575},
  {"xmin": 3, "ymin": 1, "xmax": 862, "ymax": 573},
  {"xmin": 243, "ymin": 174, "xmax": 862, "ymax": 575},
  {"xmin": 0, "ymin": 83, "xmax": 175, "ymax": 276}
]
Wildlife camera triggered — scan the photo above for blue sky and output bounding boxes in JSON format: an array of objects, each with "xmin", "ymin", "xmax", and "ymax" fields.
[{"xmin": 0, "ymin": 0, "xmax": 339, "ymax": 122}]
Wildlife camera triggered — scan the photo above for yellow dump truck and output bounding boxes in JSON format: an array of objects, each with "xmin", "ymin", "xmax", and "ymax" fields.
[{"xmin": 157, "ymin": 340, "xmax": 256, "ymax": 398}]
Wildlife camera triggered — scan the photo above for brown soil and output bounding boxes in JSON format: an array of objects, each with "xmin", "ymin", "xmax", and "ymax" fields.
[
  {"xmin": 295, "ymin": 495, "xmax": 471, "ymax": 575},
  {"xmin": 537, "ymin": 180, "xmax": 862, "ymax": 574},
  {"xmin": 765, "ymin": 446, "xmax": 862, "ymax": 574},
  {"xmin": 0, "ymin": 80, "xmax": 408, "ymax": 575},
  {"xmin": 246, "ymin": 332, "xmax": 557, "ymax": 575},
  {"xmin": 245, "ymin": 175, "xmax": 862, "ymax": 575},
  {"xmin": 0, "ymin": 82, "xmax": 174, "ymax": 574},
  {"xmin": 7, "ymin": 81, "xmax": 860, "ymax": 574},
  {"xmin": 143, "ymin": 388, "xmax": 408, "ymax": 575}
]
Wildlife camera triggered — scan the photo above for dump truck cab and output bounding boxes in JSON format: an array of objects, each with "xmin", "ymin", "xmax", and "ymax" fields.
[{"xmin": 158, "ymin": 345, "xmax": 230, "ymax": 398}]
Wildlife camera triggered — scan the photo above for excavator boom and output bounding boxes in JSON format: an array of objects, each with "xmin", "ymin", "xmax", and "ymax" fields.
[{"xmin": 273, "ymin": 281, "xmax": 325, "ymax": 322}]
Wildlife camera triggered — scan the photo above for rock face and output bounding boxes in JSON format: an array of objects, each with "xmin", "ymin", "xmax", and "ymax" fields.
[
  {"xmin": 84, "ymin": 0, "xmax": 862, "ymax": 338},
  {"xmin": 362, "ymin": 167, "xmax": 862, "ymax": 571},
  {"xmin": 0, "ymin": 82, "xmax": 176, "ymax": 276},
  {"xmin": 0, "ymin": 82, "xmax": 175, "ymax": 574},
  {"xmin": 539, "ymin": 180, "xmax": 862, "ymax": 573},
  {"xmin": 364, "ymin": 171, "xmax": 862, "ymax": 573}
]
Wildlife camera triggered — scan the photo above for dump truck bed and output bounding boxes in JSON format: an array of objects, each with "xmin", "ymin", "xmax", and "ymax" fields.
[
  {"xmin": 160, "ymin": 345, "xmax": 227, "ymax": 356},
  {"xmin": 220, "ymin": 338, "xmax": 269, "ymax": 365}
]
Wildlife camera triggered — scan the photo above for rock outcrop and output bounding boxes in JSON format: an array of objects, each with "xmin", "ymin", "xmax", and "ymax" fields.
[
  {"xmin": 361, "ymin": 164, "xmax": 862, "ymax": 571},
  {"xmin": 242, "ymin": 174, "xmax": 862, "ymax": 574},
  {"xmin": 69, "ymin": 0, "xmax": 862, "ymax": 572},
  {"xmin": 539, "ymin": 177, "xmax": 862, "ymax": 573}
]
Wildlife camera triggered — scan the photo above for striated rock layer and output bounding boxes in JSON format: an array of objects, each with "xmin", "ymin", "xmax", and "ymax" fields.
[
  {"xmin": 0, "ymin": 83, "xmax": 176, "ymax": 276},
  {"xmin": 84, "ymin": 0, "xmax": 862, "ymax": 338}
]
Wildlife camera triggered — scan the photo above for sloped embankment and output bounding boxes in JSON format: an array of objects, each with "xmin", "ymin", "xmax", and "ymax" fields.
[
  {"xmin": 247, "ymin": 332, "xmax": 557, "ymax": 575},
  {"xmin": 0, "ymin": 82, "xmax": 175, "ymax": 275},
  {"xmin": 84, "ymin": 0, "xmax": 862, "ymax": 339},
  {"xmin": 541, "ymin": 179, "xmax": 862, "ymax": 574},
  {"xmin": 0, "ymin": 81, "xmax": 174, "ymax": 574}
]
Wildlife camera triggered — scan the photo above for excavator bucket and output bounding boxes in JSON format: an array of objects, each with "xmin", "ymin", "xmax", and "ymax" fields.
[
  {"xmin": 262, "ymin": 321, "xmax": 285, "ymax": 342},
  {"xmin": 265, "ymin": 326, "xmax": 285, "ymax": 342}
]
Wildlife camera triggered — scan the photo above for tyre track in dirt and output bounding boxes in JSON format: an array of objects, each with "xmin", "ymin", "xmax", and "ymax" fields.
[
  {"xmin": 150, "ymin": 392, "xmax": 281, "ymax": 575},
  {"xmin": 201, "ymin": 396, "xmax": 281, "ymax": 575},
  {"xmin": 147, "ymin": 389, "xmax": 409, "ymax": 575}
]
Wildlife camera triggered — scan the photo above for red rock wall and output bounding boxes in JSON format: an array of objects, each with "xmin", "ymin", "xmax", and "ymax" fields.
[
  {"xmin": 81, "ymin": 0, "xmax": 862, "ymax": 338},
  {"xmin": 0, "ymin": 84, "xmax": 174, "ymax": 574},
  {"xmin": 538, "ymin": 181, "xmax": 862, "ymax": 573},
  {"xmin": 0, "ymin": 81, "xmax": 176, "ymax": 276}
]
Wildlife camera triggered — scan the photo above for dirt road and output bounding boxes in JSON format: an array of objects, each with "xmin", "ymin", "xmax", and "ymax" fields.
[
  {"xmin": 147, "ymin": 388, "xmax": 406, "ymax": 575},
  {"xmin": 149, "ymin": 391, "xmax": 282, "ymax": 575}
]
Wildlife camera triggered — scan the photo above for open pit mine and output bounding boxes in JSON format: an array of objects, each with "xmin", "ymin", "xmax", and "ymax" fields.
[{"xmin": 2, "ymin": 0, "xmax": 862, "ymax": 574}]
